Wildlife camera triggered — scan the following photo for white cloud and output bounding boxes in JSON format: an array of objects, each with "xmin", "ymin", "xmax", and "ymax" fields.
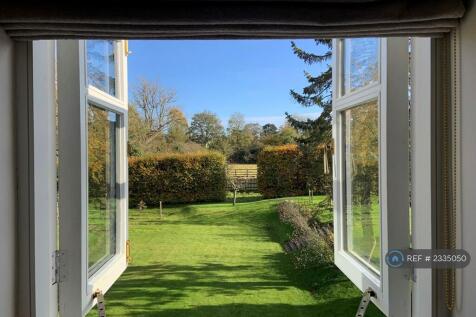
[
  {"xmin": 244, "ymin": 115, "xmax": 286, "ymax": 126},
  {"xmin": 244, "ymin": 112, "xmax": 321, "ymax": 127}
]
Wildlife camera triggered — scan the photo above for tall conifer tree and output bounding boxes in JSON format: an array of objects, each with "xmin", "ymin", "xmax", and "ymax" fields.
[{"xmin": 287, "ymin": 39, "xmax": 333, "ymax": 199}]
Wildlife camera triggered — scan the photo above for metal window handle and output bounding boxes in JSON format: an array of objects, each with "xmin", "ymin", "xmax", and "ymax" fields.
[
  {"xmin": 355, "ymin": 288, "xmax": 376, "ymax": 317},
  {"xmin": 93, "ymin": 290, "xmax": 107, "ymax": 317}
]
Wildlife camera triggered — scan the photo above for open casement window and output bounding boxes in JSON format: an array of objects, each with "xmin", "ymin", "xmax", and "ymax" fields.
[
  {"xmin": 332, "ymin": 38, "xmax": 411, "ymax": 316},
  {"xmin": 58, "ymin": 40, "xmax": 128, "ymax": 316}
]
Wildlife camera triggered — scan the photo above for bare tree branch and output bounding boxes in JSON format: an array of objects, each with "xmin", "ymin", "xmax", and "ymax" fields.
[{"xmin": 132, "ymin": 78, "xmax": 178, "ymax": 145}]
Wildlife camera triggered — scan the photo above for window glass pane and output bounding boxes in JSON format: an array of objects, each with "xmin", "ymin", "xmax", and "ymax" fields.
[
  {"xmin": 342, "ymin": 38, "xmax": 379, "ymax": 95},
  {"xmin": 88, "ymin": 105, "xmax": 119, "ymax": 275},
  {"xmin": 87, "ymin": 40, "xmax": 116, "ymax": 96},
  {"xmin": 343, "ymin": 100, "xmax": 380, "ymax": 272}
]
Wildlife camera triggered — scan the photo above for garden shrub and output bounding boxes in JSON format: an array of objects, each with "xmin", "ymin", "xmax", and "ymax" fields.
[
  {"xmin": 129, "ymin": 151, "xmax": 227, "ymax": 206},
  {"xmin": 277, "ymin": 201, "xmax": 334, "ymax": 268},
  {"xmin": 257, "ymin": 144, "xmax": 305, "ymax": 198}
]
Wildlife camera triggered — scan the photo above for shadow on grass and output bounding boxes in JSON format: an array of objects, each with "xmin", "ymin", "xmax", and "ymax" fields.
[
  {"xmin": 106, "ymin": 259, "xmax": 365, "ymax": 317},
  {"xmin": 109, "ymin": 301, "xmax": 360, "ymax": 317},
  {"xmin": 105, "ymin": 244, "xmax": 375, "ymax": 317},
  {"xmin": 109, "ymin": 260, "xmax": 292, "ymax": 303},
  {"xmin": 102, "ymin": 197, "xmax": 384, "ymax": 317}
]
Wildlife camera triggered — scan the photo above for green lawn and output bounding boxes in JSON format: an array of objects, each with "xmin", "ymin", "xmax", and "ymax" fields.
[{"xmin": 90, "ymin": 195, "xmax": 384, "ymax": 316}]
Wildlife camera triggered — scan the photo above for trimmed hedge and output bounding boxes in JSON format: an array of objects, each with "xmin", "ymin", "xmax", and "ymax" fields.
[
  {"xmin": 257, "ymin": 144, "xmax": 305, "ymax": 198},
  {"xmin": 129, "ymin": 151, "xmax": 227, "ymax": 206}
]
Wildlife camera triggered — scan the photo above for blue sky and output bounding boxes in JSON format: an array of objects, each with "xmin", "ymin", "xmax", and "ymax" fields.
[{"xmin": 128, "ymin": 40, "xmax": 328, "ymax": 127}]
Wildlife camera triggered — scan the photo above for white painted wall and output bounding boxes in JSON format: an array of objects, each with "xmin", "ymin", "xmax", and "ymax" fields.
[
  {"xmin": 0, "ymin": 29, "xmax": 17, "ymax": 317},
  {"xmin": 454, "ymin": 1, "xmax": 476, "ymax": 316}
]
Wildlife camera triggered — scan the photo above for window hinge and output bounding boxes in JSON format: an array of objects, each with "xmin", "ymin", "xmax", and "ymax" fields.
[
  {"xmin": 52, "ymin": 250, "xmax": 65, "ymax": 285},
  {"xmin": 403, "ymin": 249, "xmax": 416, "ymax": 283},
  {"xmin": 406, "ymin": 266, "xmax": 417, "ymax": 283},
  {"xmin": 124, "ymin": 40, "xmax": 131, "ymax": 56},
  {"xmin": 355, "ymin": 288, "xmax": 376, "ymax": 317}
]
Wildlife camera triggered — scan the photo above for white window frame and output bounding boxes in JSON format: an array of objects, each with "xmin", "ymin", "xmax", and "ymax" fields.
[
  {"xmin": 16, "ymin": 40, "xmax": 58, "ymax": 317},
  {"xmin": 332, "ymin": 37, "xmax": 411, "ymax": 316},
  {"xmin": 57, "ymin": 39, "xmax": 128, "ymax": 316},
  {"xmin": 409, "ymin": 37, "xmax": 436, "ymax": 317}
]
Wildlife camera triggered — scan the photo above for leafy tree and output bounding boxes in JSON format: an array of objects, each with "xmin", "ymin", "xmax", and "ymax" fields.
[
  {"xmin": 227, "ymin": 113, "xmax": 250, "ymax": 161},
  {"xmin": 278, "ymin": 124, "xmax": 299, "ymax": 144},
  {"xmin": 227, "ymin": 118, "xmax": 263, "ymax": 163},
  {"xmin": 189, "ymin": 111, "xmax": 225, "ymax": 150},
  {"xmin": 128, "ymin": 104, "xmax": 148, "ymax": 156},
  {"xmin": 167, "ymin": 107, "xmax": 189, "ymax": 149},
  {"xmin": 262, "ymin": 123, "xmax": 278, "ymax": 136},
  {"xmin": 227, "ymin": 113, "xmax": 246, "ymax": 132},
  {"xmin": 243, "ymin": 123, "xmax": 262, "ymax": 162},
  {"xmin": 244, "ymin": 123, "xmax": 262, "ymax": 140},
  {"xmin": 260, "ymin": 123, "xmax": 298, "ymax": 147},
  {"xmin": 287, "ymin": 39, "xmax": 333, "ymax": 198}
]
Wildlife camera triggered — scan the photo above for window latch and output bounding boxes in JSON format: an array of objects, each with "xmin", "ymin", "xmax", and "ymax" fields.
[
  {"xmin": 93, "ymin": 290, "xmax": 107, "ymax": 317},
  {"xmin": 355, "ymin": 288, "xmax": 376, "ymax": 317}
]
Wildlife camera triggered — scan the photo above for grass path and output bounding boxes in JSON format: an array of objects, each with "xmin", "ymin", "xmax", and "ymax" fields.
[{"xmin": 94, "ymin": 196, "xmax": 384, "ymax": 316}]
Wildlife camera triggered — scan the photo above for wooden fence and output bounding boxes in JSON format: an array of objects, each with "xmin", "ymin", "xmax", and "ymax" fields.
[{"xmin": 227, "ymin": 165, "xmax": 258, "ymax": 192}]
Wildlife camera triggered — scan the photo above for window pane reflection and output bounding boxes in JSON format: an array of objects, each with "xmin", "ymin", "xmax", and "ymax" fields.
[
  {"xmin": 343, "ymin": 100, "xmax": 380, "ymax": 272},
  {"xmin": 88, "ymin": 105, "xmax": 119, "ymax": 275},
  {"xmin": 342, "ymin": 38, "xmax": 379, "ymax": 95},
  {"xmin": 87, "ymin": 40, "xmax": 116, "ymax": 96}
]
